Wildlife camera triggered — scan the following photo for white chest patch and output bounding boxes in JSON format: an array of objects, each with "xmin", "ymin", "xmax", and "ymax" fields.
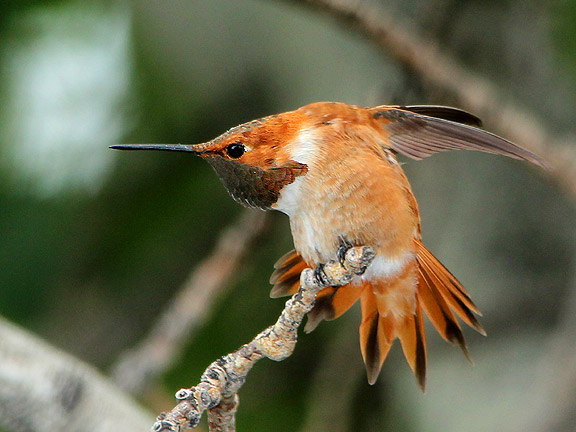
[
  {"xmin": 273, "ymin": 128, "xmax": 320, "ymax": 216},
  {"xmin": 273, "ymin": 178, "xmax": 304, "ymax": 216}
]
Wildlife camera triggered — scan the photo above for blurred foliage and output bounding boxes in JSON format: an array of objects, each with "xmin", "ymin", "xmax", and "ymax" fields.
[
  {"xmin": 0, "ymin": 0, "xmax": 576, "ymax": 431},
  {"xmin": 553, "ymin": 0, "xmax": 576, "ymax": 85}
]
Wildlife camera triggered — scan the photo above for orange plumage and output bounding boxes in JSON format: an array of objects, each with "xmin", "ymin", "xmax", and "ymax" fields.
[{"xmin": 112, "ymin": 102, "xmax": 547, "ymax": 389}]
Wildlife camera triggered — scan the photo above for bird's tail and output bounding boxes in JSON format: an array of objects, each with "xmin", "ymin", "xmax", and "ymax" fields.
[{"xmin": 359, "ymin": 239, "xmax": 485, "ymax": 389}]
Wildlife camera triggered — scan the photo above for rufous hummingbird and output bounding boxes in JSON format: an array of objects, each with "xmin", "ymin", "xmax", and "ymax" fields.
[{"xmin": 111, "ymin": 102, "xmax": 547, "ymax": 390}]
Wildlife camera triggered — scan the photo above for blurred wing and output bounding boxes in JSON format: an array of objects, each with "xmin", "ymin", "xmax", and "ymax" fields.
[{"xmin": 369, "ymin": 106, "xmax": 548, "ymax": 169}]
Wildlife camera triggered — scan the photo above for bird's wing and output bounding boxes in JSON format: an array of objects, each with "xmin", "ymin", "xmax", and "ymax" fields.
[{"xmin": 369, "ymin": 106, "xmax": 548, "ymax": 169}]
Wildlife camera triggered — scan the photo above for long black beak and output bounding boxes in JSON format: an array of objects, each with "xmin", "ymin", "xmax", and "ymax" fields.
[{"xmin": 109, "ymin": 144, "xmax": 208, "ymax": 154}]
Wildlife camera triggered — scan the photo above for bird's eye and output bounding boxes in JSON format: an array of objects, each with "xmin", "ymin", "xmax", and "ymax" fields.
[{"xmin": 226, "ymin": 142, "xmax": 246, "ymax": 159}]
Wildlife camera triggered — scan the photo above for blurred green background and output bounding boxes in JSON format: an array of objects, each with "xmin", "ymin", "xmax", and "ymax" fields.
[{"xmin": 1, "ymin": 0, "xmax": 575, "ymax": 431}]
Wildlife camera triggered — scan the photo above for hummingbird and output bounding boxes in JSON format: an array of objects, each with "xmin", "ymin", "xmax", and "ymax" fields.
[{"xmin": 111, "ymin": 102, "xmax": 547, "ymax": 390}]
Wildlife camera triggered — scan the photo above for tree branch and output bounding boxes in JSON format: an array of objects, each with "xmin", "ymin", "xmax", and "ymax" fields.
[
  {"xmin": 280, "ymin": 0, "xmax": 576, "ymax": 197},
  {"xmin": 111, "ymin": 210, "xmax": 268, "ymax": 394},
  {"xmin": 0, "ymin": 317, "xmax": 153, "ymax": 432},
  {"xmin": 152, "ymin": 245, "xmax": 375, "ymax": 432}
]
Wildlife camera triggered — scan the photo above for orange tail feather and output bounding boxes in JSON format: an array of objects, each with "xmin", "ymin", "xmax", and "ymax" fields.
[
  {"xmin": 269, "ymin": 249, "xmax": 309, "ymax": 298},
  {"xmin": 359, "ymin": 288, "xmax": 392, "ymax": 385},
  {"xmin": 415, "ymin": 239, "xmax": 485, "ymax": 337},
  {"xmin": 305, "ymin": 282, "xmax": 365, "ymax": 332},
  {"xmin": 396, "ymin": 301, "xmax": 427, "ymax": 390},
  {"xmin": 359, "ymin": 266, "xmax": 428, "ymax": 389}
]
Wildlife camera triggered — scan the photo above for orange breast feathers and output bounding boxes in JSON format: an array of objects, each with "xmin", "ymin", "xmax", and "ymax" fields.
[{"xmin": 273, "ymin": 120, "xmax": 421, "ymax": 264}]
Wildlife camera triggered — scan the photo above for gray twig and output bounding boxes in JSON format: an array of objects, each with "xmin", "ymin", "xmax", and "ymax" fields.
[{"xmin": 152, "ymin": 245, "xmax": 375, "ymax": 432}]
